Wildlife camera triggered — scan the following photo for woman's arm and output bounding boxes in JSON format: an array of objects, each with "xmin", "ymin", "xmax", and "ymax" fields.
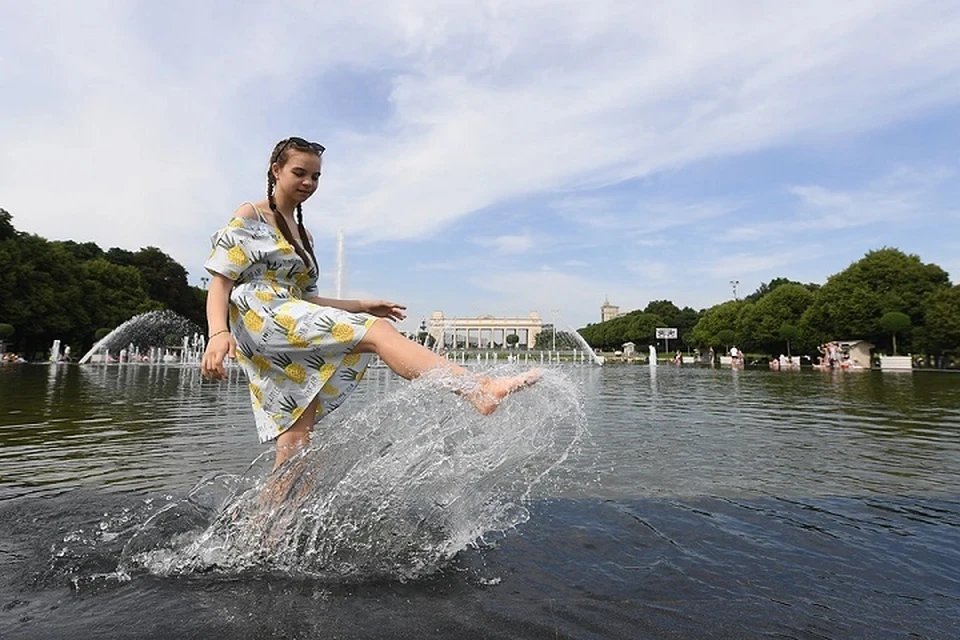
[
  {"xmin": 201, "ymin": 274, "xmax": 236, "ymax": 380},
  {"xmin": 307, "ymin": 296, "xmax": 407, "ymax": 321},
  {"xmin": 306, "ymin": 296, "xmax": 364, "ymax": 313},
  {"xmin": 207, "ymin": 274, "xmax": 235, "ymax": 333}
]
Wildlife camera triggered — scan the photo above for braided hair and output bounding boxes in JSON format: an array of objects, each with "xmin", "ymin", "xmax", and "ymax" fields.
[{"xmin": 266, "ymin": 138, "xmax": 321, "ymax": 274}]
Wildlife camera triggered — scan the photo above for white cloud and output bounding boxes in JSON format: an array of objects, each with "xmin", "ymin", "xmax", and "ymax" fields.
[
  {"xmin": 331, "ymin": 0, "xmax": 960, "ymax": 247},
  {"xmin": 696, "ymin": 249, "xmax": 816, "ymax": 279},
  {"xmin": 717, "ymin": 165, "xmax": 955, "ymax": 242},
  {"xmin": 625, "ymin": 260, "xmax": 673, "ymax": 284},
  {"xmin": 466, "ymin": 267, "xmax": 634, "ymax": 329},
  {"xmin": 462, "ymin": 264, "xmax": 714, "ymax": 329},
  {"xmin": 551, "ymin": 195, "xmax": 740, "ymax": 236},
  {"xmin": 473, "ymin": 232, "xmax": 536, "ymax": 255},
  {"xmin": 411, "ymin": 258, "xmax": 479, "ymax": 272},
  {"xmin": 788, "ymin": 166, "xmax": 955, "ymax": 229},
  {"xmin": 2, "ymin": 0, "xmax": 959, "ymax": 304}
]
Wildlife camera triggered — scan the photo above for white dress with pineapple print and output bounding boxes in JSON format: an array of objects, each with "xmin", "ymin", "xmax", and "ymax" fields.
[{"xmin": 204, "ymin": 204, "xmax": 377, "ymax": 443}]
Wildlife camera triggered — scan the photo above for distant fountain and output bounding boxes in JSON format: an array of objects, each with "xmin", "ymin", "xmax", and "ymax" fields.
[
  {"xmin": 78, "ymin": 310, "xmax": 202, "ymax": 365},
  {"xmin": 335, "ymin": 228, "xmax": 344, "ymax": 299},
  {"xmin": 49, "ymin": 339, "xmax": 62, "ymax": 363},
  {"xmin": 179, "ymin": 333, "xmax": 206, "ymax": 366},
  {"xmin": 649, "ymin": 344, "xmax": 657, "ymax": 366},
  {"xmin": 553, "ymin": 311, "xmax": 604, "ymax": 365}
]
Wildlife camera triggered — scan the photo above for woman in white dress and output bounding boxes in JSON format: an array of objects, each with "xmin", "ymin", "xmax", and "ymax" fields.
[{"xmin": 201, "ymin": 137, "xmax": 540, "ymax": 470}]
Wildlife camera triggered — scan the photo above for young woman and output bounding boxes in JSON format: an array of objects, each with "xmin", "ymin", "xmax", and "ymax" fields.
[{"xmin": 200, "ymin": 137, "xmax": 539, "ymax": 470}]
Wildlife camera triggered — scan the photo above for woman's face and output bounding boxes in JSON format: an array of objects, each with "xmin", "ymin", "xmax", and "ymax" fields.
[{"xmin": 274, "ymin": 149, "xmax": 322, "ymax": 203}]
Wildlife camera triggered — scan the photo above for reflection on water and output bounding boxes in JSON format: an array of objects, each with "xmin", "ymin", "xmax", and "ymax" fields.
[
  {"xmin": 1, "ymin": 364, "xmax": 959, "ymax": 638},
  {"xmin": 573, "ymin": 366, "xmax": 960, "ymax": 500},
  {"xmin": 3, "ymin": 362, "xmax": 959, "ymax": 507}
]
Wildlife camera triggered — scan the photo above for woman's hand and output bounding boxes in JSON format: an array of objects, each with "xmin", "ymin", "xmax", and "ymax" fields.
[
  {"xmin": 201, "ymin": 332, "xmax": 236, "ymax": 380},
  {"xmin": 361, "ymin": 300, "xmax": 407, "ymax": 322}
]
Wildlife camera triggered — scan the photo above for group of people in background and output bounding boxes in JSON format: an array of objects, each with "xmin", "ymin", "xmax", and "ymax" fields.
[
  {"xmin": 814, "ymin": 342, "xmax": 863, "ymax": 370},
  {"xmin": 769, "ymin": 354, "xmax": 800, "ymax": 370},
  {"xmin": 728, "ymin": 345, "xmax": 745, "ymax": 367},
  {"xmin": 1, "ymin": 352, "xmax": 26, "ymax": 363}
]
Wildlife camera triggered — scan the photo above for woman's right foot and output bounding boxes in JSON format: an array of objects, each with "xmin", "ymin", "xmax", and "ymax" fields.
[{"xmin": 469, "ymin": 369, "xmax": 543, "ymax": 414}]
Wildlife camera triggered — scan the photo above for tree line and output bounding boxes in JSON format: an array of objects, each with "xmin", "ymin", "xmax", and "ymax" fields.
[
  {"xmin": 578, "ymin": 248, "xmax": 960, "ymax": 358},
  {"xmin": 578, "ymin": 300, "xmax": 701, "ymax": 352},
  {"xmin": 3, "ymin": 206, "xmax": 958, "ymax": 362},
  {"xmin": 0, "ymin": 209, "xmax": 206, "ymax": 358}
]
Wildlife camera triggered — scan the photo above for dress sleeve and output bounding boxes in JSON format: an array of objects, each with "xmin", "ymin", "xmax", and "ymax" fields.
[{"xmin": 203, "ymin": 222, "xmax": 256, "ymax": 281}]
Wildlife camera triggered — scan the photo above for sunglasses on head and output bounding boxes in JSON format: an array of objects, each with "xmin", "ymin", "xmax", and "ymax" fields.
[{"xmin": 275, "ymin": 137, "xmax": 326, "ymax": 160}]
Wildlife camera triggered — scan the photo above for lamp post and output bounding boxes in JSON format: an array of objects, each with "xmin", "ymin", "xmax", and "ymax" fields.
[
  {"xmin": 201, "ymin": 276, "xmax": 210, "ymax": 289},
  {"xmin": 551, "ymin": 309, "xmax": 559, "ymax": 352},
  {"xmin": 730, "ymin": 279, "xmax": 739, "ymax": 301}
]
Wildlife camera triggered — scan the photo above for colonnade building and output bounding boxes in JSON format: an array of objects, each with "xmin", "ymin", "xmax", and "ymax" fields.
[{"xmin": 426, "ymin": 311, "xmax": 544, "ymax": 350}]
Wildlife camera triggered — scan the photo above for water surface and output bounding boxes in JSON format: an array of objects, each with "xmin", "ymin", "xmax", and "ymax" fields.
[{"xmin": 1, "ymin": 363, "xmax": 958, "ymax": 639}]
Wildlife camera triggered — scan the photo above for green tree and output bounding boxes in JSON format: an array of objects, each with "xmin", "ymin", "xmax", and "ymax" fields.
[
  {"xmin": 105, "ymin": 247, "xmax": 136, "ymax": 266},
  {"xmin": 920, "ymin": 285, "xmax": 960, "ymax": 355},
  {"xmin": 715, "ymin": 329, "xmax": 736, "ymax": 350},
  {"xmin": 81, "ymin": 258, "xmax": 159, "ymax": 334},
  {"xmin": 131, "ymin": 247, "xmax": 205, "ymax": 327},
  {"xmin": 800, "ymin": 248, "xmax": 950, "ymax": 352},
  {"xmin": 878, "ymin": 311, "xmax": 911, "ymax": 355},
  {"xmin": 644, "ymin": 300, "xmax": 681, "ymax": 323},
  {"xmin": 0, "ymin": 323, "xmax": 14, "ymax": 340},
  {"xmin": 580, "ymin": 314, "xmax": 619, "ymax": 349},
  {"xmin": 580, "ymin": 303, "xmax": 697, "ymax": 351},
  {"xmin": 738, "ymin": 284, "xmax": 815, "ymax": 354},
  {"xmin": 744, "ymin": 277, "xmax": 816, "ymax": 303},
  {"xmin": 0, "ymin": 211, "xmax": 192, "ymax": 354},
  {"xmin": 0, "ymin": 209, "xmax": 16, "ymax": 241},
  {"xmin": 506, "ymin": 333, "xmax": 520, "ymax": 347},
  {"xmin": 778, "ymin": 322, "xmax": 799, "ymax": 358},
  {"xmin": 623, "ymin": 312, "xmax": 659, "ymax": 346},
  {"xmin": 58, "ymin": 240, "xmax": 104, "ymax": 261},
  {"xmin": 690, "ymin": 300, "xmax": 746, "ymax": 347},
  {"xmin": 0, "ymin": 233, "xmax": 88, "ymax": 353},
  {"xmin": 674, "ymin": 306, "xmax": 702, "ymax": 348},
  {"xmin": 642, "ymin": 300, "xmax": 701, "ymax": 348}
]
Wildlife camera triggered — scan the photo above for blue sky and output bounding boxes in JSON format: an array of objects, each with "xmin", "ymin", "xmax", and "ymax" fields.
[{"xmin": 2, "ymin": 1, "xmax": 959, "ymax": 331}]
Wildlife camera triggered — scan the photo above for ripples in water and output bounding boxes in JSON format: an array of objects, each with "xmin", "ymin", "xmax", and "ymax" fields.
[
  {"xmin": 39, "ymin": 369, "xmax": 585, "ymax": 584},
  {"xmin": 2, "ymin": 363, "xmax": 959, "ymax": 638}
]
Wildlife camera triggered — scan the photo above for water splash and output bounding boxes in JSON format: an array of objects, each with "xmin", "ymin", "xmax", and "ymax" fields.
[
  {"xmin": 120, "ymin": 368, "xmax": 585, "ymax": 581},
  {"xmin": 78, "ymin": 310, "xmax": 202, "ymax": 364},
  {"xmin": 553, "ymin": 310, "xmax": 604, "ymax": 365}
]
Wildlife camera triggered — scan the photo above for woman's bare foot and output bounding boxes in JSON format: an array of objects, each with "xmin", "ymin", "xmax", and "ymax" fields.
[{"xmin": 469, "ymin": 369, "xmax": 543, "ymax": 414}]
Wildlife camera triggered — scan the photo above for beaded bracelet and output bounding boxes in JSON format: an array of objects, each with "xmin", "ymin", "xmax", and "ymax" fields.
[{"xmin": 209, "ymin": 329, "xmax": 230, "ymax": 340}]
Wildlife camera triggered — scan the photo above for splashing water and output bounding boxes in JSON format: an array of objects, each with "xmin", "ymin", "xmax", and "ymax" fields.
[
  {"xmin": 553, "ymin": 311, "xmax": 605, "ymax": 365},
  {"xmin": 78, "ymin": 310, "xmax": 202, "ymax": 364},
  {"xmin": 118, "ymin": 368, "xmax": 585, "ymax": 582}
]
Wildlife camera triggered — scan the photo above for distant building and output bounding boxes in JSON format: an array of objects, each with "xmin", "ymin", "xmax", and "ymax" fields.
[
  {"xmin": 427, "ymin": 311, "xmax": 543, "ymax": 350},
  {"xmin": 601, "ymin": 297, "xmax": 620, "ymax": 323}
]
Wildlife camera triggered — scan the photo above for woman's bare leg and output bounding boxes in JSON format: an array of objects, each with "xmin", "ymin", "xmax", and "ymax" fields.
[
  {"xmin": 254, "ymin": 396, "xmax": 319, "ymax": 510},
  {"xmin": 274, "ymin": 396, "xmax": 318, "ymax": 470},
  {"xmin": 354, "ymin": 320, "xmax": 540, "ymax": 413}
]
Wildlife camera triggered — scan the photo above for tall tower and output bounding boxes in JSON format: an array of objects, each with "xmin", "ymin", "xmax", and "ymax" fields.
[
  {"xmin": 601, "ymin": 297, "xmax": 620, "ymax": 323},
  {"xmin": 334, "ymin": 229, "xmax": 344, "ymax": 298}
]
